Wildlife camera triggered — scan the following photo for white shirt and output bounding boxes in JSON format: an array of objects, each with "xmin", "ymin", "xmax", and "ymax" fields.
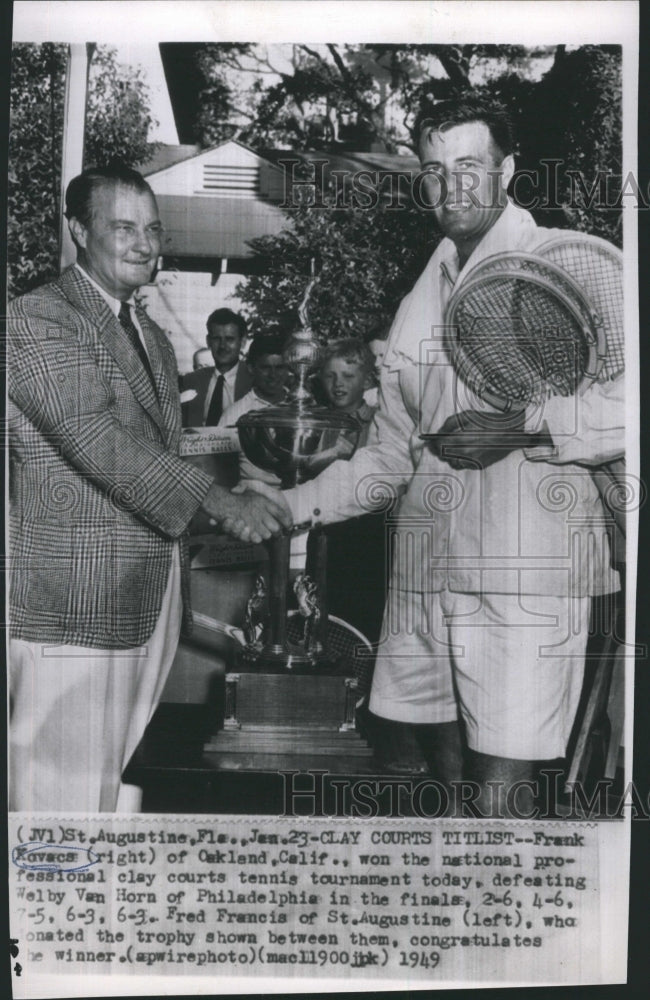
[
  {"xmin": 203, "ymin": 362, "xmax": 240, "ymax": 425},
  {"xmin": 284, "ymin": 202, "xmax": 621, "ymax": 598},
  {"xmin": 218, "ymin": 390, "xmax": 280, "ymax": 485},
  {"xmin": 74, "ymin": 263, "xmax": 150, "ymax": 358}
]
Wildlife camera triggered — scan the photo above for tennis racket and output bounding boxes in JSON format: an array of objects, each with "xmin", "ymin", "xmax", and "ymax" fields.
[
  {"xmin": 535, "ymin": 233, "xmax": 626, "ymax": 547},
  {"xmin": 534, "ymin": 232, "xmax": 624, "ymax": 381},
  {"xmin": 192, "ymin": 609, "xmax": 374, "ymax": 695},
  {"xmin": 443, "ymin": 250, "xmax": 610, "ymax": 410},
  {"xmin": 428, "ymin": 233, "xmax": 626, "ymax": 543}
]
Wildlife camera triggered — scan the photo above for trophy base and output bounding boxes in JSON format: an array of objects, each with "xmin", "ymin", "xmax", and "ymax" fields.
[
  {"xmin": 203, "ymin": 608, "xmax": 375, "ymax": 762},
  {"xmin": 206, "ymin": 670, "xmax": 369, "ymax": 758},
  {"xmin": 204, "ymin": 725, "xmax": 373, "ymax": 759}
]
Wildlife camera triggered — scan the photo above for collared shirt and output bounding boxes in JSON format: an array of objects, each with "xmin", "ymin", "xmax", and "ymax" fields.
[
  {"xmin": 203, "ymin": 362, "xmax": 240, "ymax": 425},
  {"xmin": 353, "ymin": 401, "xmax": 377, "ymax": 448},
  {"xmin": 284, "ymin": 202, "xmax": 621, "ymax": 598},
  {"xmin": 74, "ymin": 263, "xmax": 150, "ymax": 358}
]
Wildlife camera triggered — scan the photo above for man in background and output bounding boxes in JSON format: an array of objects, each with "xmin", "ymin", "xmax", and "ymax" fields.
[
  {"xmin": 8, "ymin": 164, "xmax": 290, "ymax": 813},
  {"xmin": 217, "ymin": 334, "xmax": 289, "ymax": 482},
  {"xmin": 181, "ymin": 307, "xmax": 254, "ymax": 426}
]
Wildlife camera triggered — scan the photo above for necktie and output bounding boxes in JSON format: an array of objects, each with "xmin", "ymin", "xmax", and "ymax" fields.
[
  {"xmin": 118, "ymin": 301, "xmax": 157, "ymax": 392},
  {"xmin": 205, "ymin": 374, "xmax": 225, "ymax": 426}
]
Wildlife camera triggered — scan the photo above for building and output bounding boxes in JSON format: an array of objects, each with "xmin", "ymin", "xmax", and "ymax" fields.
[
  {"xmin": 138, "ymin": 140, "xmax": 289, "ymax": 371},
  {"xmin": 138, "ymin": 139, "xmax": 420, "ymax": 372}
]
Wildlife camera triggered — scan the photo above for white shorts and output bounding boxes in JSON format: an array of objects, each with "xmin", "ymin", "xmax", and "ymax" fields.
[{"xmin": 369, "ymin": 588, "xmax": 590, "ymax": 760}]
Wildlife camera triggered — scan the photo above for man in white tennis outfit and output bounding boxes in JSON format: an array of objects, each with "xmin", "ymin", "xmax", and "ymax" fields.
[{"xmin": 255, "ymin": 96, "xmax": 624, "ymax": 816}]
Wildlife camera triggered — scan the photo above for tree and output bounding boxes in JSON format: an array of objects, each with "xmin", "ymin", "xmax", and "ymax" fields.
[
  {"xmin": 524, "ymin": 45, "xmax": 622, "ymax": 245},
  {"xmin": 8, "ymin": 44, "xmax": 160, "ymax": 297},
  {"xmin": 236, "ymin": 180, "xmax": 441, "ymax": 344},
  {"xmin": 163, "ymin": 42, "xmax": 560, "ymax": 154},
  {"xmin": 231, "ymin": 44, "xmax": 622, "ymax": 342},
  {"xmin": 162, "ymin": 42, "xmax": 447, "ymax": 152},
  {"xmin": 8, "ymin": 43, "xmax": 67, "ymax": 296},
  {"xmin": 84, "ymin": 47, "xmax": 160, "ymax": 168}
]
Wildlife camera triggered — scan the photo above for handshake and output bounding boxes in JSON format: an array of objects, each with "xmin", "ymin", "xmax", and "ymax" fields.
[{"xmin": 200, "ymin": 480, "xmax": 296, "ymax": 545}]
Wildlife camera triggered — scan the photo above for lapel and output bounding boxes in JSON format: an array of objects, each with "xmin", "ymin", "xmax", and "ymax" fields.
[
  {"xmin": 135, "ymin": 302, "xmax": 181, "ymax": 447},
  {"xmin": 234, "ymin": 360, "xmax": 254, "ymax": 400},
  {"xmin": 58, "ymin": 266, "xmax": 167, "ymax": 436},
  {"xmin": 197, "ymin": 367, "xmax": 214, "ymax": 397}
]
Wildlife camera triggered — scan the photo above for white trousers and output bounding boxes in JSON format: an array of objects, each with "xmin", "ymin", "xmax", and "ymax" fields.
[
  {"xmin": 370, "ymin": 588, "xmax": 590, "ymax": 760},
  {"xmin": 9, "ymin": 547, "xmax": 182, "ymax": 813}
]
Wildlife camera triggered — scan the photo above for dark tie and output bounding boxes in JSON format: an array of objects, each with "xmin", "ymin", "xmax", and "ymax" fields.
[
  {"xmin": 118, "ymin": 301, "xmax": 157, "ymax": 392},
  {"xmin": 205, "ymin": 374, "xmax": 225, "ymax": 426}
]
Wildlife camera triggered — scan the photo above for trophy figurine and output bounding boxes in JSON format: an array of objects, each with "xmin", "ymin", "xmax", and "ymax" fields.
[{"xmin": 235, "ymin": 261, "xmax": 361, "ymax": 670}]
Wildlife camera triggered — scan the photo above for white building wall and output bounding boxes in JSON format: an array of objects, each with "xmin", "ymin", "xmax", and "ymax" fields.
[
  {"xmin": 137, "ymin": 271, "xmax": 248, "ymax": 374},
  {"xmin": 147, "ymin": 141, "xmax": 264, "ymax": 197}
]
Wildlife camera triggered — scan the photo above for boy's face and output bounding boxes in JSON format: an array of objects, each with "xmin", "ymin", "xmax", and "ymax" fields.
[
  {"xmin": 250, "ymin": 353, "xmax": 288, "ymax": 402},
  {"xmin": 321, "ymin": 357, "xmax": 370, "ymax": 412}
]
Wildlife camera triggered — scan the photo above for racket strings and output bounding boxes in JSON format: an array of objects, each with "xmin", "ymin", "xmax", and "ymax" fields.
[
  {"xmin": 453, "ymin": 276, "xmax": 589, "ymax": 405},
  {"xmin": 285, "ymin": 614, "xmax": 374, "ymax": 689},
  {"xmin": 535, "ymin": 241, "xmax": 624, "ymax": 380}
]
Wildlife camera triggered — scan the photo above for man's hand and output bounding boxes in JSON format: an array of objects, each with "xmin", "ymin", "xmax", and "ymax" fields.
[
  {"xmin": 200, "ymin": 482, "xmax": 293, "ymax": 544},
  {"xmin": 233, "ymin": 480, "xmax": 313, "ymax": 532},
  {"xmin": 425, "ymin": 408, "xmax": 550, "ymax": 470}
]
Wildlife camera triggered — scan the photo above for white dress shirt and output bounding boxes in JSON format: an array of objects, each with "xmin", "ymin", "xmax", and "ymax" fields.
[
  {"xmin": 75, "ymin": 263, "xmax": 150, "ymax": 357},
  {"xmin": 284, "ymin": 202, "xmax": 622, "ymax": 598},
  {"xmin": 203, "ymin": 362, "xmax": 240, "ymax": 424}
]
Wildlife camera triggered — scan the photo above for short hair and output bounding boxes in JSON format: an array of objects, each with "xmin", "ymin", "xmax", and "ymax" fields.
[
  {"xmin": 65, "ymin": 163, "xmax": 154, "ymax": 227},
  {"xmin": 320, "ymin": 338, "xmax": 377, "ymax": 378},
  {"xmin": 206, "ymin": 308, "xmax": 247, "ymax": 339},
  {"xmin": 413, "ymin": 94, "xmax": 515, "ymax": 160},
  {"xmin": 246, "ymin": 335, "xmax": 287, "ymax": 366}
]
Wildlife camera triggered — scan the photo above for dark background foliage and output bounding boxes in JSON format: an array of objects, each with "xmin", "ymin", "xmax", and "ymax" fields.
[
  {"xmin": 9, "ymin": 44, "xmax": 160, "ymax": 297},
  {"xmin": 9, "ymin": 42, "xmax": 622, "ymax": 339}
]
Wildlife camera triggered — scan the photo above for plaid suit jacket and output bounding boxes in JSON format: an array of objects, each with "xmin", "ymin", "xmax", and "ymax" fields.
[{"xmin": 8, "ymin": 266, "xmax": 214, "ymax": 648}]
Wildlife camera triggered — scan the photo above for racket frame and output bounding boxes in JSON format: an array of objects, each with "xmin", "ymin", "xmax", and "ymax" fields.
[
  {"xmin": 534, "ymin": 232, "xmax": 624, "ymax": 382},
  {"xmin": 444, "ymin": 251, "xmax": 607, "ymax": 411}
]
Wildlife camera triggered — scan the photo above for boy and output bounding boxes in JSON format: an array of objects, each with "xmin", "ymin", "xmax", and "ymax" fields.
[{"xmin": 304, "ymin": 338, "xmax": 377, "ymax": 475}]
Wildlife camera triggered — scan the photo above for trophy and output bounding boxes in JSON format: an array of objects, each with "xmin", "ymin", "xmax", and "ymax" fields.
[
  {"xmin": 235, "ymin": 261, "xmax": 361, "ymax": 671},
  {"xmin": 197, "ymin": 263, "xmax": 375, "ymax": 763}
]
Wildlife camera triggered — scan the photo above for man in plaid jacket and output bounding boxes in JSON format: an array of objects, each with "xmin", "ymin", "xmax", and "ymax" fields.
[{"xmin": 8, "ymin": 164, "xmax": 290, "ymax": 812}]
